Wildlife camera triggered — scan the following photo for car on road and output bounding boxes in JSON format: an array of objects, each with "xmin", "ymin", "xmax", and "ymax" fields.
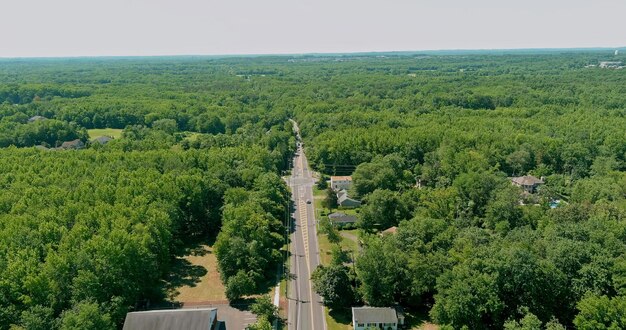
[{"xmin": 306, "ymin": 199, "xmax": 311, "ymax": 204}]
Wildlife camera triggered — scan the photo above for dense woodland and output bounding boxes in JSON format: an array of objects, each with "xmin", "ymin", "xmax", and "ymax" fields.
[{"xmin": 0, "ymin": 51, "xmax": 625, "ymax": 329}]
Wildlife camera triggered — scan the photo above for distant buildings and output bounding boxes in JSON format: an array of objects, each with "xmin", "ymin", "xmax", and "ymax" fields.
[
  {"xmin": 352, "ymin": 306, "xmax": 404, "ymax": 330},
  {"xmin": 27, "ymin": 115, "xmax": 46, "ymax": 123},
  {"xmin": 330, "ymin": 176, "xmax": 353, "ymax": 191},
  {"xmin": 123, "ymin": 308, "xmax": 218, "ymax": 330},
  {"xmin": 510, "ymin": 175, "xmax": 544, "ymax": 193},
  {"xmin": 599, "ymin": 61, "xmax": 623, "ymax": 69}
]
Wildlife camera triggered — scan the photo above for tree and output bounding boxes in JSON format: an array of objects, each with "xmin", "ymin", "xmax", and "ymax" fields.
[
  {"xmin": 58, "ymin": 301, "xmax": 114, "ymax": 330},
  {"xmin": 358, "ymin": 189, "xmax": 410, "ymax": 232},
  {"xmin": 573, "ymin": 295, "xmax": 626, "ymax": 330},
  {"xmin": 506, "ymin": 149, "xmax": 532, "ymax": 176},
  {"xmin": 246, "ymin": 316, "xmax": 273, "ymax": 330},
  {"xmin": 317, "ymin": 175, "xmax": 328, "ymax": 190},
  {"xmin": 311, "ymin": 264, "xmax": 357, "ymax": 310},
  {"xmin": 430, "ymin": 265, "xmax": 503, "ymax": 329},
  {"xmin": 484, "ymin": 185, "xmax": 523, "ymax": 231},
  {"xmin": 225, "ymin": 270, "xmax": 256, "ymax": 301},
  {"xmin": 320, "ymin": 218, "xmax": 342, "ymax": 244},
  {"xmin": 355, "ymin": 236, "xmax": 402, "ymax": 306},
  {"xmin": 351, "ymin": 154, "xmax": 413, "ymax": 197},
  {"xmin": 322, "ymin": 187, "xmax": 338, "ymax": 211},
  {"xmin": 250, "ymin": 295, "xmax": 278, "ymax": 324}
]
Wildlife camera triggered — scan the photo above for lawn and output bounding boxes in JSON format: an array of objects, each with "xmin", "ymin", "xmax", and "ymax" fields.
[
  {"xmin": 87, "ymin": 128, "xmax": 123, "ymax": 139},
  {"xmin": 166, "ymin": 244, "xmax": 227, "ymax": 303}
]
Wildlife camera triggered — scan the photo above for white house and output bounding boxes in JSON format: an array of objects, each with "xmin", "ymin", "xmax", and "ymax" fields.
[
  {"xmin": 352, "ymin": 307, "xmax": 401, "ymax": 330},
  {"xmin": 330, "ymin": 176, "xmax": 353, "ymax": 191}
]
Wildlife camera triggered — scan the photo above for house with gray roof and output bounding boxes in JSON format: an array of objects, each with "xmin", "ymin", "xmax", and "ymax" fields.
[
  {"xmin": 59, "ymin": 139, "xmax": 85, "ymax": 150},
  {"xmin": 510, "ymin": 175, "xmax": 544, "ymax": 193},
  {"xmin": 338, "ymin": 190, "xmax": 361, "ymax": 208},
  {"xmin": 329, "ymin": 212, "xmax": 358, "ymax": 227},
  {"xmin": 91, "ymin": 136, "xmax": 114, "ymax": 145},
  {"xmin": 352, "ymin": 306, "xmax": 402, "ymax": 330},
  {"xmin": 122, "ymin": 308, "xmax": 217, "ymax": 330}
]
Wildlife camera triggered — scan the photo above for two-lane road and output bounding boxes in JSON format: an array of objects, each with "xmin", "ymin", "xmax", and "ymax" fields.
[{"xmin": 287, "ymin": 121, "xmax": 326, "ymax": 330}]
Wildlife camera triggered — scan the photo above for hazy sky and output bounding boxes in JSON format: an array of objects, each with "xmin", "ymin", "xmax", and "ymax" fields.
[{"xmin": 1, "ymin": 0, "xmax": 624, "ymax": 57}]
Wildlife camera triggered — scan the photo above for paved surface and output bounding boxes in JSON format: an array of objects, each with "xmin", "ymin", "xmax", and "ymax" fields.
[{"xmin": 287, "ymin": 120, "xmax": 327, "ymax": 330}]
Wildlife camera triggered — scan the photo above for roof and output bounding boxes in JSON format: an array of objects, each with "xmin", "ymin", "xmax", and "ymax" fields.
[
  {"xmin": 382, "ymin": 226, "xmax": 398, "ymax": 235},
  {"xmin": 352, "ymin": 307, "xmax": 398, "ymax": 324},
  {"xmin": 92, "ymin": 136, "xmax": 114, "ymax": 144},
  {"xmin": 338, "ymin": 194, "xmax": 360, "ymax": 205},
  {"xmin": 330, "ymin": 176, "xmax": 352, "ymax": 181},
  {"xmin": 28, "ymin": 115, "xmax": 46, "ymax": 122},
  {"xmin": 328, "ymin": 212, "xmax": 358, "ymax": 223},
  {"xmin": 511, "ymin": 175, "xmax": 544, "ymax": 186},
  {"xmin": 60, "ymin": 139, "xmax": 85, "ymax": 149},
  {"xmin": 122, "ymin": 308, "xmax": 217, "ymax": 330}
]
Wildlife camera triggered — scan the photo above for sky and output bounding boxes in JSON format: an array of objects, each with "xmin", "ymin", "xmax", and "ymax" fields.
[{"xmin": 1, "ymin": 0, "xmax": 625, "ymax": 57}]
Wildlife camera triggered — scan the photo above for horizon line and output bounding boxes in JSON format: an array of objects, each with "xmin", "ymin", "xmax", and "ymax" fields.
[{"xmin": 1, "ymin": 45, "xmax": 625, "ymax": 60}]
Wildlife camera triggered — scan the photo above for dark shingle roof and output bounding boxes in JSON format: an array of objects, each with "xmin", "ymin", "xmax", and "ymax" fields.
[
  {"xmin": 92, "ymin": 136, "xmax": 113, "ymax": 144},
  {"xmin": 60, "ymin": 139, "xmax": 85, "ymax": 150},
  {"xmin": 328, "ymin": 212, "xmax": 357, "ymax": 223},
  {"xmin": 511, "ymin": 175, "xmax": 544, "ymax": 186},
  {"xmin": 122, "ymin": 308, "xmax": 217, "ymax": 330},
  {"xmin": 352, "ymin": 307, "xmax": 398, "ymax": 324}
]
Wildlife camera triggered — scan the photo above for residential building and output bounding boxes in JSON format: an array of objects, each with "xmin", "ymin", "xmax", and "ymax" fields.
[
  {"xmin": 27, "ymin": 115, "xmax": 46, "ymax": 123},
  {"xmin": 352, "ymin": 307, "xmax": 400, "ymax": 330},
  {"xmin": 330, "ymin": 176, "xmax": 353, "ymax": 191},
  {"xmin": 92, "ymin": 136, "xmax": 114, "ymax": 145},
  {"xmin": 328, "ymin": 212, "xmax": 358, "ymax": 227},
  {"xmin": 122, "ymin": 308, "xmax": 218, "ymax": 330},
  {"xmin": 338, "ymin": 190, "xmax": 361, "ymax": 208},
  {"xmin": 59, "ymin": 139, "xmax": 85, "ymax": 150},
  {"xmin": 511, "ymin": 175, "xmax": 544, "ymax": 193},
  {"xmin": 381, "ymin": 226, "xmax": 398, "ymax": 235},
  {"xmin": 599, "ymin": 61, "xmax": 623, "ymax": 69}
]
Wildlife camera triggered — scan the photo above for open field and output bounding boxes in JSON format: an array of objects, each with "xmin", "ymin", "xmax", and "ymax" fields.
[
  {"xmin": 87, "ymin": 128, "xmax": 123, "ymax": 139},
  {"xmin": 167, "ymin": 244, "xmax": 227, "ymax": 303}
]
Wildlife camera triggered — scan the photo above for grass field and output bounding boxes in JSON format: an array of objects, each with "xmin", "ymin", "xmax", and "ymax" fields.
[
  {"xmin": 167, "ymin": 244, "xmax": 227, "ymax": 303},
  {"xmin": 87, "ymin": 128, "xmax": 123, "ymax": 139}
]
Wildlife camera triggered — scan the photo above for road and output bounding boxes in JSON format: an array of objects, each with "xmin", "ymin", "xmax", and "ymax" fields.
[{"xmin": 287, "ymin": 120, "xmax": 326, "ymax": 330}]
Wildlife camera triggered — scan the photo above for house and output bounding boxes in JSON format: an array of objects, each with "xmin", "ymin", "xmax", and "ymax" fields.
[
  {"xmin": 329, "ymin": 212, "xmax": 358, "ymax": 227},
  {"xmin": 599, "ymin": 61, "xmax": 623, "ymax": 69},
  {"xmin": 91, "ymin": 136, "xmax": 114, "ymax": 145},
  {"xmin": 330, "ymin": 176, "xmax": 353, "ymax": 191},
  {"xmin": 511, "ymin": 175, "xmax": 544, "ymax": 193},
  {"xmin": 381, "ymin": 226, "xmax": 398, "ymax": 235},
  {"xmin": 338, "ymin": 190, "xmax": 361, "ymax": 208},
  {"xmin": 122, "ymin": 308, "xmax": 218, "ymax": 330},
  {"xmin": 352, "ymin": 307, "xmax": 401, "ymax": 330},
  {"xmin": 59, "ymin": 139, "xmax": 85, "ymax": 150},
  {"xmin": 27, "ymin": 115, "xmax": 46, "ymax": 123}
]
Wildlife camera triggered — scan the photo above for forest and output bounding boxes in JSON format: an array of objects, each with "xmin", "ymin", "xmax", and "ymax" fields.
[{"xmin": 0, "ymin": 50, "xmax": 625, "ymax": 329}]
